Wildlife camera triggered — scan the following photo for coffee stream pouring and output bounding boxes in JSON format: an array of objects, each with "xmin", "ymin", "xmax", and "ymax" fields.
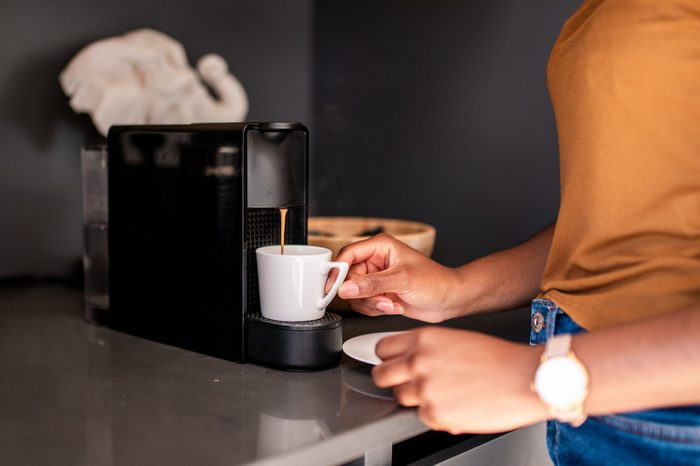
[{"xmin": 280, "ymin": 208, "xmax": 288, "ymax": 255}]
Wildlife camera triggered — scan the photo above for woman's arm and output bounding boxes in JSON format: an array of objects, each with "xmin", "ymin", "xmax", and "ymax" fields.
[
  {"xmin": 575, "ymin": 301, "xmax": 700, "ymax": 415},
  {"xmin": 336, "ymin": 225, "xmax": 554, "ymax": 322},
  {"xmin": 372, "ymin": 301, "xmax": 700, "ymax": 434},
  {"xmin": 453, "ymin": 224, "xmax": 554, "ymax": 316}
]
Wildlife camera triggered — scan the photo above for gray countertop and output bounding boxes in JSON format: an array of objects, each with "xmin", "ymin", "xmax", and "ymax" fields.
[{"xmin": 0, "ymin": 285, "xmax": 530, "ymax": 466}]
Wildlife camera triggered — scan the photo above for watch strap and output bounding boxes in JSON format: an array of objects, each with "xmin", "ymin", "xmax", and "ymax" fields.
[
  {"xmin": 556, "ymin": 405, "xmax": 587, "ymax": 427},
  {"xmin": 545, "ymin": 333, "xmax": 573, "ymax": 359},
  {"xmin": 540, "ymin": 333, "xmax": 589, "ymax": 427}
]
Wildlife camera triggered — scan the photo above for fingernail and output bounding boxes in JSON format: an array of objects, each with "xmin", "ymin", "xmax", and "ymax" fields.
[
  {"xmin": 339, "ymin": 282, "xmax": 359, "ymax": 298},
  {"xmin": 376, "ymin": 302, "xmax": 394, "ymax": 313}
]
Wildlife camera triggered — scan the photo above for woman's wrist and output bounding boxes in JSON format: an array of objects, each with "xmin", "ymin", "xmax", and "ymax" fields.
[
  {"xmin": 442, "ymin": 262, "xmax": 491, "ymax": 318},
  {"xmin": 449, "ymin": 227, "xmax": 554, "ymax": 317},
  {"xmin": 438, "ymin": 266, "xmax": 469, "ymax": 320},
  {"xmin": 515, "ymin": 344, "xmax": 550, "ymax": 424}
]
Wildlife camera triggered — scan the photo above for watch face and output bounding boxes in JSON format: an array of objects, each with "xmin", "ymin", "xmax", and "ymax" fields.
[{"xmin": 534, "ymin": 356, "xmax": 588, "ymax": 408}]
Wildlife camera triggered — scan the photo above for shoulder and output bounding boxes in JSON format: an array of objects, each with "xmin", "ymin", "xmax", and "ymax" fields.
[{"xmin": 550, "ymin": 0, "xmax": 700, "ymax": 81}]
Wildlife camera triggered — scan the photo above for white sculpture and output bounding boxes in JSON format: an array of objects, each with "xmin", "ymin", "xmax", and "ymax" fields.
[{"xmin": 59, "ymin": 29, "xmax": 249, "ymax": 136}]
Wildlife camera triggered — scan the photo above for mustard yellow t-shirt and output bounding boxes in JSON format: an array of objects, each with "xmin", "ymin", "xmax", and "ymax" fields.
[{"xmin": 540, "ymin": 0, "xmax": 700, "ymax": 330}]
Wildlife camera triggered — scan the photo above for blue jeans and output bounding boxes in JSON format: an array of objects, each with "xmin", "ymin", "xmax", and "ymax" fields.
[{"xmin": 530, "ymin": 299, "xmax": 700, "ymax": 466}]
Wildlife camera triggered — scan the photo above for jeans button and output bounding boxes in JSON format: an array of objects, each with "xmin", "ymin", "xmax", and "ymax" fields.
[{"xmin": 532, "ymin": 311, "xmax": 545, "ymax": 333}]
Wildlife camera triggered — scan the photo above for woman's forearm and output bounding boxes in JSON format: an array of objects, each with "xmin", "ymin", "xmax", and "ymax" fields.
[
  {"xmin": 574, "ymin": 302, "xmax": 700, "ymax": 415},
  {"xmin": 453, "ymin": 224, "xmax": 554, "ymax": 316}
]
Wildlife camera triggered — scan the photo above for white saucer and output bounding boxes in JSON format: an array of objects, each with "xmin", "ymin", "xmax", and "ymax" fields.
[{"xmin": 342, "ymin": 331, "xmax": 407, "ymax": 365}]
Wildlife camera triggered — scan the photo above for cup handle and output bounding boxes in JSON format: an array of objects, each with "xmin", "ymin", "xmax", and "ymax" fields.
[{"xmin": 318, "ymin": 261, "xmax": 349, "ymax": 310}]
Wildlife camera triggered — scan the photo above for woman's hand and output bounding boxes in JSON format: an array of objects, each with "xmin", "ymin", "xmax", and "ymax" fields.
[
  {"xmin": 335, "ymin": 233, "xmax": 463, "ymax": 322},
  {"xmin": 373, "ymin": 327, "xmax": 547, "ymax": 434}
]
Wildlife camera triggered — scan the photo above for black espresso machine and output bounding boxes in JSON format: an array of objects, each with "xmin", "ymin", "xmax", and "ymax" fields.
[{"xmin": 103, "ymin": 122, "xmax": 342, "ymax": 371}]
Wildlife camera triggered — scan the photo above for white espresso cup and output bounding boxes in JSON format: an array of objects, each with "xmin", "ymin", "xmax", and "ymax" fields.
[{"xmin": 256, "ymin": 245, "xmax": 349, "ymax": 322}]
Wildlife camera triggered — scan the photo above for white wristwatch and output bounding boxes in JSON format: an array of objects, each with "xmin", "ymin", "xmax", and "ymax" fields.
[{"xmin": 532, "ymin": 334, "xmax": 589, "ymax": 427}]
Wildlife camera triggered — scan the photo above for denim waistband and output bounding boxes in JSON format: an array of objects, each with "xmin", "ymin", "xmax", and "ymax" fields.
[{"xmin": 529, "ymin": 298, "xmax": 586, "ymax": 346}]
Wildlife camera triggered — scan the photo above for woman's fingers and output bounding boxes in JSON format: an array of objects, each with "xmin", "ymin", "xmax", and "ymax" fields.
[
  {"xmin": 336, "ymin": 234, "xmax": 394, "ymax": 267},
  {"xmin": 375, "ymin": 331, "xmax": 416, "ymax": 360},
  {"xmin": 372, "ymin": 354, "xmax": 414, "ymax": 388},
  {"xmin": 394, "ymin": 381, "xmax": 421, "ymax": 406},
  {"xmin": 339, "ymin": 268, "xmax": 408, "ymax": 299},
  {"xmin": 365, "ymin": 296, "xmax": 398, "ymax": 312},
  {"xmin": 347, "ymin": 296, "xmax": 401, "ymax": 316},
  {"xmin": 347, "ymin": 299, "xmax": 384, "ymax": 317}
]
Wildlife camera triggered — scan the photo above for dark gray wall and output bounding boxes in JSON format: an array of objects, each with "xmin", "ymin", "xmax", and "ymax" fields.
[
  {"xmin": 312, "ymin": 0, "xmax": 580, "ymax": 266},
  {"xmin": 0, "ymin": 0, "xmax": 313, "ymax": 278},
  {"xmin": 1, "ymin": 0, "xmax": 583, "ymax": 278}
]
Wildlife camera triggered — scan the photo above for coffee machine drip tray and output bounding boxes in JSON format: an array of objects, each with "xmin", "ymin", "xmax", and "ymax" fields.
[{"xmin": 247, "ymin": 313, "xmax": 342, "ymax": 371}]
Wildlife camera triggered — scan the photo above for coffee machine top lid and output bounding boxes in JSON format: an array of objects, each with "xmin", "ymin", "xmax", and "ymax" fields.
[{"xmin": 254, "ymin": 122, "xmax": 305, "ymax": 131}]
